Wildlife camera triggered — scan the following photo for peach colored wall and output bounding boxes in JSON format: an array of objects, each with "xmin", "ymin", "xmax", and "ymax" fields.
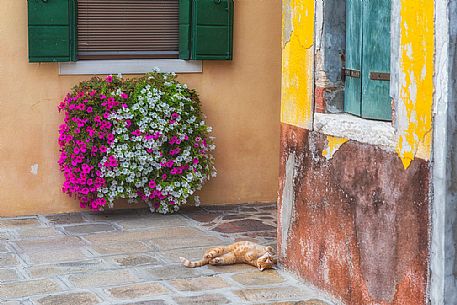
[{"xmin": 0, "ymin": 0, "xmax": 281, "ymax": 216}]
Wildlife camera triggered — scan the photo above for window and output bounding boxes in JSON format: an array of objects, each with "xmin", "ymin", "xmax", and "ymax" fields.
[
  {"xmin": 344, "ymin": 0, "xmax": 392, "ymax": 121},
  {"xmin": 77, "ymin": 0, "xmax": 179, "ymax": 60},
  {"xmin": 27, "ymin": 0, "xmax": 234, "ymax": 63}
]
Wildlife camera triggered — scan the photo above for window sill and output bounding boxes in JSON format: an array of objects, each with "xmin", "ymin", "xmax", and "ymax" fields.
[
  {"xmin": 59, "ymin": 59, "xmax": 202, "ymax": 75},
  {"xmin": 313, "ymin": 113, "xmax": 396, "ymax": 151}
]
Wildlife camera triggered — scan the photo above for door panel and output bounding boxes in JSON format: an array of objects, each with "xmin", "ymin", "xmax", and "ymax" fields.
[
  {"xmin": 344, "ymin": 0, "xmax": 363, "ymax": 116},
  {"xmin": 361, "ymin": 0, "xmax": 392, "ymax": 120}
]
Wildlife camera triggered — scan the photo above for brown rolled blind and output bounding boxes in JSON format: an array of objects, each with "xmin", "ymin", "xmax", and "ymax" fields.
[{"xmin": 77, "ymin": 0, "xmax": 179, "ymax": 60}]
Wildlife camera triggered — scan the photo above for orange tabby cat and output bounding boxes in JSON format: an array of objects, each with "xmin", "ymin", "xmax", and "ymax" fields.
[{"xmin": 180, "ymin": 241, "xmax": 276, "ymax": 271}]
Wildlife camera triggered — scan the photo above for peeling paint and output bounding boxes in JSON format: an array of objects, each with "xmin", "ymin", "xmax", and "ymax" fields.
[
  {"xmin": 281, "ymin": 152, "xmax": 296, "ymax": 258},
  {"xmin": 396, "ymin": 0, "xmax": 434, "ymax": 169},
  {"xmin": 279, "ymin": 124, "xmax": 430, "ymax": 305},
  {"xmin": 281, "ymin": 0, "xmax": 315, "ymax": 129},
  {"xmin": 322, "ymin": 136, "xmax": 348, "ymax": 160},
  {"xmin": 30, "ymin": 164, "xmax": 38, "ymax": 176}
]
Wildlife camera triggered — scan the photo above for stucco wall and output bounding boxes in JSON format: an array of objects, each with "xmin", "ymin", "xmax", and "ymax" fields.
[
  {"xmin": 278, "ymin": 125, "xmax": 430, "ymax": 305},
  {"xmin": 0, "ymin": 0, "xmax": 281, "ymax": 216},
  {"xmin": 279, "ymin": 0, "xmax": 436, "ymax": 304}
]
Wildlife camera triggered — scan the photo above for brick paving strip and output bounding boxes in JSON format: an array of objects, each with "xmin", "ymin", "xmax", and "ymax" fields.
[{"xmin": 0, "ymin": 204, "xmax": 339, "ymax": 305}]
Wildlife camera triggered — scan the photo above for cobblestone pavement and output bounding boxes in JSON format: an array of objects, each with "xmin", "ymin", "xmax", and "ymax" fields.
[{"xmin": 0, "ymin": 204, "xmax": 336, "ymax": 305}]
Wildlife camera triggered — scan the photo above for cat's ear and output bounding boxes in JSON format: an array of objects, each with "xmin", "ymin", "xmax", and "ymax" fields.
[{"xmin": 265, "ymin": 246, "xmax": 274, "ymax": 254}]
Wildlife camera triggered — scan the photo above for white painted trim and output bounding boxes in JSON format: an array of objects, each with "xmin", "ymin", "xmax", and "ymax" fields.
[
  {"xmin": 59, "ymin": 59, "xmax": 202, "ymax": 75},
  {"xmin": 313, "ymin": 113, "xmax": 396, "ymax": 151}
]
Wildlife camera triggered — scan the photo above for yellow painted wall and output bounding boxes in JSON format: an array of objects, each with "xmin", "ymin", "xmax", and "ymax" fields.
[
  {"xmin": 281, "ymin": 0, "xmax": 315, "ymax": 129},
  {"xmin": 396, "ymin": 0, "xmax": 434, "ymax": 169},
  {"xmin": 280, "ymin": 0, "xmax": 434, "ymax": 169},
  {"xmin": 0, "ymin": 0, "xmax": 282, "ymax": 216}
]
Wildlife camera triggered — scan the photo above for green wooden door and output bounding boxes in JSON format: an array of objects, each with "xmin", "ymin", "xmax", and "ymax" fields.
[{"xmin": 344, "ymin": 0, "xmax": 392, "ymax": 121}]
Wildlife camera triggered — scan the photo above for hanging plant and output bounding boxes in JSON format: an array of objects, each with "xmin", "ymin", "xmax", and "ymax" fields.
[{"xmin": 58, "ymin": 72, "xmax": 216, "ymax": 213}]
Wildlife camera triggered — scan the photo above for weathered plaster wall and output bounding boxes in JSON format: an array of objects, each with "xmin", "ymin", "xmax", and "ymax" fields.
[
  {"xmin": 278, "ymin": 124, "xmax": 430, "ymax": 305},
  {"xmin": 396, "ymin": 0, "xmax": 434, "ymax": 169},
  {"xmin": 431, "ymin": 0, "xmax": 457, "ymax": 303},
  {"xmin": 448, "ymin": 2, "xmax": 457, "ymax": 302},
  {"xmin": 279, "ymin": 0, "xmax": 436, "ymax": 304},
  {"xmin": 281, "ymin": 0, "xmax": 315, "ymax": 129},
  {"xmin": 0, "ymin": 0, "xmax": 282, "ymax": 216},
  {"xmin": 430, "ymin": 1, "xmax": 454, "ymax": 304}
]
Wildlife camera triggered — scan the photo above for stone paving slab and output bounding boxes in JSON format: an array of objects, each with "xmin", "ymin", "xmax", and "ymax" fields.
[{"xmin": 0, "ymin": 204, "xmax": 338, "ymax": 305}]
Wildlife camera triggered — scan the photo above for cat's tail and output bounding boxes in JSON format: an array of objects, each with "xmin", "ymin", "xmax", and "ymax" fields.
[{"xmin": 180, "ymin": 257, "xmax": 209, "ymax": 268}]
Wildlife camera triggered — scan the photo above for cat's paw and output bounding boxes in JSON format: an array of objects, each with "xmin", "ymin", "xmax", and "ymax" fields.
[
  {"xmin": 210, "ymin": 257, "xmax": 223, "ymax": 265},
  {"xmin": 204, "ymin": 250, "xmax": 218, "ymax": 259}
]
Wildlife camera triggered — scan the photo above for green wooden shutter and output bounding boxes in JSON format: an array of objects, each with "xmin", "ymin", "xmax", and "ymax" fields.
[
  {"xmin": 28, "ymin": 0, "xmax": 76, "ymax": 62},
  {"xmin": 179, "ymin": 0, "xmax": 192, "ymax": 60},
  {"xmin": 360, "ymin": 0, "xmax": 391, "ymax": 120},
  {"xmin": 179, "ymin": 0, "xmax": 234, "ymax": 60},
  {"xmin": 344, "ymin": 0, "xmax": 391, "ymax": 121},
  {"xmin": 344, "ymin": 0, "xmax": 363, "ymax": 116}
]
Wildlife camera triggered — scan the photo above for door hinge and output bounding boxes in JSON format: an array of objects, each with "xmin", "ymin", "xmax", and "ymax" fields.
[
  {"xmin": 370, "ymin": 72, "xmax": 390, "ymax": 81},
  {"xmin": 342, "ymin": 68, "xmax": 361, "ymax": 80}
]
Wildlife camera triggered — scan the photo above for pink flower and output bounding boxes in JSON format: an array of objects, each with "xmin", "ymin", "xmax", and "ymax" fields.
[
  {"xmin": 122, "ymin": 103, "xmax": 128, "ymax": 108},
  {"xmin": 74, "ymin": 128, "xmax": 81, "ymax": 134},
  {"xmin": 86, "ymin": 107, "xmax": 93, "ymax": 113},
  {"xmin": 169, "ymin": 136, "xmax": 178, "ymax": 145},
  {"xmin": 106, "ymin": 75, "xmax": 113, "ymax": 83},
  {"xmin": 125, "ymin": 120, "xmax": 132, "ymax": 128},
  {"xmin": 131, "ymin": 129, "xmax": 141, "ymax": 136},
  {"xmin": 148, "ymin": 180, "xmax": 156, "ymax": 189},
  {"xmin": 99, "ymin": 145, "xmax": 107, "ymax": 153},
  {"xmin": 100, "ymin": 95, "xmax": 107, "ymax": 100},
  {"xmin": 81, "ymin": 164, "xmax": 92, "ymax": 174},
  {"xmin": 162, "ymin": 174, "xmax": 167, "ymax": 180},
  {"xmin": 171, "ymin": 112, "xmax": 180, "ymax": 119},
  {"xmin": 89, "ymin": 90, "xmax": 97, "ymax": 97},
  {"xmin": 121, "ymin": 93, "xmax": 128, "ymax": 99},
  {"xmin": 193, "ymin": 158, "xmax": 199, "ymax": 165},
  {"xmin": 153, "ymin": 132, "xmax": 162, "ymax": 140},
  {"xmin": 169, "ymin": 148, "xmax": 181, "ymax": 156}
]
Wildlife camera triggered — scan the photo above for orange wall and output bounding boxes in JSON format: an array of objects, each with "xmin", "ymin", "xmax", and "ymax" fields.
[{"xmin": 0, "ymin": 0, "xmax": 281, "ymax": 216}]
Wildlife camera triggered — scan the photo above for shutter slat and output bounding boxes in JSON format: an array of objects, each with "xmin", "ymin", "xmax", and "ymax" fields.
[{"xmin": 77, "ymin": 0, "xmax": 179, "ymax": 59}]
